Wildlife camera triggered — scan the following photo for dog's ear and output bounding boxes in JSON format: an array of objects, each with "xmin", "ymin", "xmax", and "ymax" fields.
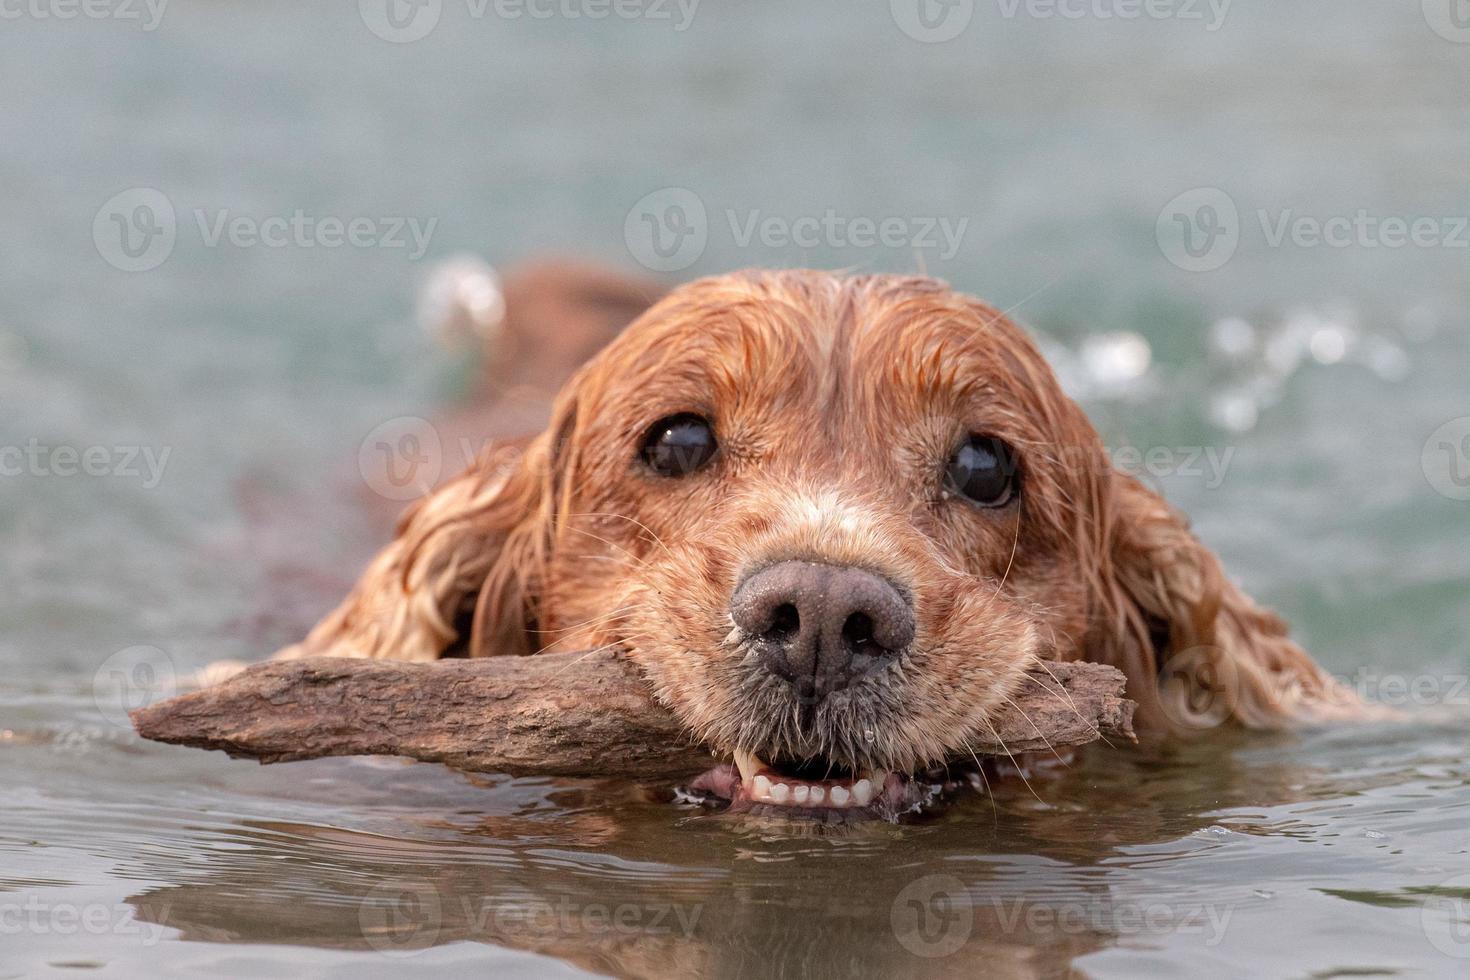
[
  {"xmin": 1088, "ymin": 472, "xmax": 1351, "ymax": 732},
  {"xmin": 279, "ymin": 405, "xmax": 578, "ymax": 663}
]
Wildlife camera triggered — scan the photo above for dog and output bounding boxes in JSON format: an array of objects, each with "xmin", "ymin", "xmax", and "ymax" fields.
[{"xmin": 278, "ymin": 265, "xmax": 1359, "ymax": 819}]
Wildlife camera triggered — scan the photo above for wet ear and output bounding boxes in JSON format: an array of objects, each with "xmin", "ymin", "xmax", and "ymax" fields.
[
  {"xmin": 278, "ymin": 424, "xmax": 567, "ymax": 663},
  {"xmin": 1092, "ymin": 473, "xmax": 1352, "ymax": 732}
]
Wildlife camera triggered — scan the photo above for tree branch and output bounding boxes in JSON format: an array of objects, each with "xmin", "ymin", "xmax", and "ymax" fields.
[{"xmin": 130, "ymin": 652, "xmax": 1135, "ymax": 781}]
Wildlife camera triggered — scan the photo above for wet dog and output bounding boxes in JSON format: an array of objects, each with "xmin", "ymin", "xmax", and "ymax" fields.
[{"xmin": 280, "ymin": 265, "xmax": 1357, "ymax": 819}]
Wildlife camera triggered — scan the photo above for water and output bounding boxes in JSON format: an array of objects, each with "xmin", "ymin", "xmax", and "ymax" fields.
[{"xmin": 3, "ymin": 2, "xmax": 1470, "ymax": 976}]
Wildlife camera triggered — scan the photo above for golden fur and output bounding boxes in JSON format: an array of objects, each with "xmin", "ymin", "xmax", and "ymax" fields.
[{"xmin": 280, "ymin": 269, "xmax": 1358, "ymax": 772}]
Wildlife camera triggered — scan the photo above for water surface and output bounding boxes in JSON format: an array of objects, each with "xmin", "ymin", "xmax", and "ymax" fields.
[{"xmin": 3, "ymin": 2, "xmax": 1470, "ymax": 976}]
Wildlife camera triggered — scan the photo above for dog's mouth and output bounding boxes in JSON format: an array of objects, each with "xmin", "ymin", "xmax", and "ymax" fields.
[{"xmin": 679, "ymin": 749, "xmax": 946, "ymax": 822}]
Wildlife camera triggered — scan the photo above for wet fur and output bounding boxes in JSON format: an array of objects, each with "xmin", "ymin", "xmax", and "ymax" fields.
[{"xmin": 280, "ymin": 269, "xmax": 1359, "ymax": 775}]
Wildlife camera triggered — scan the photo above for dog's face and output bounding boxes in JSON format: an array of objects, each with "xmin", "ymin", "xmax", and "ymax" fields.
[
  {"xmin": 515, "ymin": 271, "xmax": 1115, "ymax": 817},
  {"xmin": 303, "ymin": 269, "xmax": 1338, "ymax": 820}
]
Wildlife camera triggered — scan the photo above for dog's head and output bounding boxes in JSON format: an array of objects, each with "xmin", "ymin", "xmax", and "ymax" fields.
[{"xmin": 317, "ymin": 270, "xmax": 1341, "ymax": 818}]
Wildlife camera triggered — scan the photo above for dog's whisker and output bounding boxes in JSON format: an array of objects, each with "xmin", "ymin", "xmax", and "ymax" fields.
[
  {"xmin": 978, "ymin": 718, "xmax": 1045, "ymax": 806},
  {"xmin": 530, "ymin": 604, "xmax": 641, "ymax": 635},
  {"xmin": 996, "ymin": 692, "xmax": 1069, "ymax": 768},
  {"xmin": 564, "ymin": 511, "xmax": 677, "ymax": 562},
  {"xmin": 534, "ymin": 612, "xmax": 644, "ymax": 654}
]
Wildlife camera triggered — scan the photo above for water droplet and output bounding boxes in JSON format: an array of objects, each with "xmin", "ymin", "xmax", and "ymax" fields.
[
  {"xmin": 1209, "ymin": 317, "xmax": 1257, "ymax": 362},
  {"xmin": 1080, "ymin": 331, "xmax": 1151, "ymax": 390},
  {"xmin": 1209, "ymin": 390, "xmax": 1259, "ymax": 433},
  {"xmin": 1309, "ymin": 325, "xmax": 1349, "ymax": 365}
]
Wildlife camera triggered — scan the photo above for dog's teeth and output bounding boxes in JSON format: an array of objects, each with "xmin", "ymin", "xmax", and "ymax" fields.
[
  {"xmin": 808, "ymin": 786, "xmax": 825, "ymax": 805},
  {"xmin": 792, "ymin": 785, "xmax": 810, "ymax": 804},
  {"xmin": 851, "ymin": 779, "xmax": 874, "ymax": 806},
  {"xmin": 734, "ymin": 750, "xmax": 764, "ymax": 786},
  {"xmin": 771, "ymin": 782, "xmax": 791, "ymax": 803},
  {"xmin": 829, "ymin": 786, "xmax": 850, "ymax": 806},
  {"xmin": 753, "ymin": 775, "xmax": 772, "ymax": 801}
]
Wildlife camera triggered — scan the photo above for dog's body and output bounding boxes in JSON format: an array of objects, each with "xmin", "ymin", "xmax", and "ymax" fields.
[{"xmin": 281, "ymin": 263, "xmax": 1357, "ymax": 817}]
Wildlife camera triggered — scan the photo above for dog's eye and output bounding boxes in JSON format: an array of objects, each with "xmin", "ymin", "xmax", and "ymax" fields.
[
  {"xmin": 945, "ymin": 435, "xmax": 1019, "ymax": 507},
  {"xmin": 640, "ymin": 413, "xmax": 718, "ymax": 477}
]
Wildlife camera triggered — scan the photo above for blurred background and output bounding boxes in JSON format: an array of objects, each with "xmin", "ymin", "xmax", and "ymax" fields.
[{"xmin": 3, "ymin": 2, "xmax": 1470, "ymax": 978}]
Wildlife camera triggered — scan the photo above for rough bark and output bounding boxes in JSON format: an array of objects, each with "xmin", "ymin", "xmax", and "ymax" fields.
[{"xmin": 130, "ymin": 652, "xmax": 1135, "ymax": 781}]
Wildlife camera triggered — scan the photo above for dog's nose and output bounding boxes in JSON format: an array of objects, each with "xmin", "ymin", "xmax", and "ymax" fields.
[{"xmin": 730, "ymin": 561, "xmax": 914, "ymax": 703}]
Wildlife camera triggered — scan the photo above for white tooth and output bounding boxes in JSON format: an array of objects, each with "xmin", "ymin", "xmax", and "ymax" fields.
[
  {"xmin": 829, "ymin": 786, "xmax": 851, "ymax": 806},
  {"xmin": 792, "ymin": 785, "xmax": 810, "ymax": 804},
  {"xmin": 753, "ymin": 775, "xmax": 772, "ymax": 801},
  {"xmin": 851, "ymin": 779, "xmax": 874, "ymax": 806},
  {"xmin": 809, "ymin": 786, "xmax": 825, "ymax": 805},
  {"xmin": 771, "ymin": 783, "xmax": 791, "ymax": 804},
  {"xmin": 734, "ymin": 750, "xmax": 764, "ymax": 785}
]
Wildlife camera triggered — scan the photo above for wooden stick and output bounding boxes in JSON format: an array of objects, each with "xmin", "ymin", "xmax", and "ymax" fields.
[{"xmin": 130, "ymin": 652, "xmax": 1135, "ymax": 781}]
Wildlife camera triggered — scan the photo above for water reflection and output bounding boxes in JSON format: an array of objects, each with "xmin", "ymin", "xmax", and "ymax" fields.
[{"xmin": 119, "ymin": 728, "xmax": 1438, "ymax": 979}]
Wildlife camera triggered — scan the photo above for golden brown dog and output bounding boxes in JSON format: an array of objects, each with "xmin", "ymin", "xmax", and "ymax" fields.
[{"xmin": 281, "ymin": 267, "xmax": 1357, "ymax": 818}]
